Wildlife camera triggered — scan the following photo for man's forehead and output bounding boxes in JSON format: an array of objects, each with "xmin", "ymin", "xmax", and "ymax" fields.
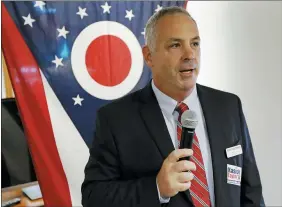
[
  {"xmin": 156, "ymin": 30, "xmax": 200, "ymax": 43},
  {"xmin": 167, "ymin": 36, "xmax": 201, "ymax": 42}
]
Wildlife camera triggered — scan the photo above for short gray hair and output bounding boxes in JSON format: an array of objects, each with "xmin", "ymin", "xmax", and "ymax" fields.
[{"xmin": 145, "ymin": 6, "xmax": 195, "ymax": 51}]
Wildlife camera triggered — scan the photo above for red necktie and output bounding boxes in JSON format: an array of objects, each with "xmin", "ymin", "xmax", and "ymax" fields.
[{"xmin": 175, "ymin": 102, "xmax": 211, "ymax": 207}]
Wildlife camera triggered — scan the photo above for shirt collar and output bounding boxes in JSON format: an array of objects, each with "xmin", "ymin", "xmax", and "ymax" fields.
[
  {"xmin": 152, "ymin": 80, "xmax": 177, "ymax": 117},
  {"xmin": 151, "ymin": 80, "xmax": 198, "ymax": 116}
]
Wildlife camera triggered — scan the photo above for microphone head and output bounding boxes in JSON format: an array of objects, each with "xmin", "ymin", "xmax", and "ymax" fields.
[{"xmin": 181, "ymin": 110, "xmax": 198, "ymax": 129}]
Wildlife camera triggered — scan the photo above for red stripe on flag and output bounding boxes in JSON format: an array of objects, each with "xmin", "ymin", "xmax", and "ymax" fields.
[
  {"xmin": 1, "ymin": 3, "xmax": 72, "ymax": 207},
  {"xmin": 184, "ymin": 0, "xmax": 188, "ymax": 10}
]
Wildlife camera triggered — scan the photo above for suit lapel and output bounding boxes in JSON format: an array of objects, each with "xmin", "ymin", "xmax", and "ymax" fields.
[
  {"xmin": 197, "ymin": 84, "xmax": 228, "ymax": 207},
  {"xmin": 139, "ymin": 83, "xmax": 174, "ymax": 159},
  {"xmin": 139, "ymin": 83, "xmax": 194, "ymax": 206}
]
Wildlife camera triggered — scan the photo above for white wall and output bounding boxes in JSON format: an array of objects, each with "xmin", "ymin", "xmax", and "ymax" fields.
[
  {"xmin": 187, "ymin": 1, "xmax": 282, "ymax": 206},
  {"xmin": 1, "ymin": 67, "xmax": 6, "ymax": 99}
]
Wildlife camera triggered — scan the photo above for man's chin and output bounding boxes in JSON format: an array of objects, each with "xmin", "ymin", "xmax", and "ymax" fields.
[{"xmin": 179, "ymin": 79, "xmax": 197, "ymax": 91}]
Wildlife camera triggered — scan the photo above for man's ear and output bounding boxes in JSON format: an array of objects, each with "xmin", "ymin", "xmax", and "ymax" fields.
[{"xmin": 142, "ymin": 45, "xmax": 153, "ymax": 68}]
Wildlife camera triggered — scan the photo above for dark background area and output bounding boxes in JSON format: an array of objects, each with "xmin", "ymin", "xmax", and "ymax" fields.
[{"xmin": 2, "ymin": 98, "xmax": 37, "ymax": 188}]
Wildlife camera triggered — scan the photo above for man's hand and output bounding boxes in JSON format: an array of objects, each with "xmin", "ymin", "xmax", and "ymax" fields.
[{"xmin": 156, "ymin": 149, "xmax": 196, "ymax": 198}]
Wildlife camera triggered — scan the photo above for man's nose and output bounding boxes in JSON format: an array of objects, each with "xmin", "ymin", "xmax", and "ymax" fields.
[{"xmin": 182, "ymin": 45, "xmax": 195, "ymax": 60}]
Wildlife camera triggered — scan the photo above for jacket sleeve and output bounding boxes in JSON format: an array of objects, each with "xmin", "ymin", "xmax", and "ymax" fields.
[
  {"xmin": 81, "ymin": 109, "xmax": 161, "ymax": 207},
  {"xmin": 237, "ymin": 97, "xmax": 265, "ymax": 207}
]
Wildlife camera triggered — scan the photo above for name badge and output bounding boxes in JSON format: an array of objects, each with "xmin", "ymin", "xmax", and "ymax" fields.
[
  {"xmin": 226, "ymin": 145, "xmax": 242, "ymax": 158},
  {"xmin": 227, "ymin": 164, "xmax": 242, "ymax": 186}
]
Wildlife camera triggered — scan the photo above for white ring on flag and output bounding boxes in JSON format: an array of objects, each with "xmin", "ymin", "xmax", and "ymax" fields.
[{"xmin": 71, "ymin": 21, "xmax": 143, "ymax": 100}]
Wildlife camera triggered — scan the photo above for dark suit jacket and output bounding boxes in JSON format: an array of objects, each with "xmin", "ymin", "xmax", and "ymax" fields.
[{"xmin": 81, "ymin": 82, "xmax": 264, "ymax": 207}]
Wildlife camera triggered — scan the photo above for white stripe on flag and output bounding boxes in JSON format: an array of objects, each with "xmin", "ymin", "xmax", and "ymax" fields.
[{"xmin": 41, "ymin": 71, "xmax": 89, "ymax": 206}]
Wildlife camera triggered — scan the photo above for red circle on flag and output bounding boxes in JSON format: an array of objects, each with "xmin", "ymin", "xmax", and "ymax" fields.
[{"xmin": 85, "ymin": 35, "xmax": 132, "ymax": 87}]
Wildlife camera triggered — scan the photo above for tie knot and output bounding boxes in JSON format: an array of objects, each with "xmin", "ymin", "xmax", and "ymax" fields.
[{"xmin": 175, "ymin": 102, "xmax": 189, "ymax": 117}]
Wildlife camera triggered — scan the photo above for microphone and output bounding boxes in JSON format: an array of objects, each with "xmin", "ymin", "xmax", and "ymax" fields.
[{"xmin": 179, "ymin": 110, "xmax": 198, "ymax": 160}]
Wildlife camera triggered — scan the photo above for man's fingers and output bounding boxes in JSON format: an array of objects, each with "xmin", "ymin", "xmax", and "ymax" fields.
[
  {"xmin": 177, "ymin": 181, "xmax": 192, "ymax": 192},
  {"xmin": 177, "ymin": 171, "xmax": 194, "ymax": 183},
  {"xmin": 173, "ymin": 160, "xmax": 197, "ymax": 172},
  {"xmin": 167, "ymin": 149, "xmax": 193, "ymax": 163},
  {"xmin": 158, "ymin": 149, "xmax": 194, "ymax": 198}
]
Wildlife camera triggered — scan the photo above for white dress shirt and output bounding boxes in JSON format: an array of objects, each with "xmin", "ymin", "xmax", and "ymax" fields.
[{"xmin": 152, "ymin": 80, "xmax": 215, "ymax": 206}]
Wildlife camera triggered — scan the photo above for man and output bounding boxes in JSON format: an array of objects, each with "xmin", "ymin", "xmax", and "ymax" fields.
[{"xmin": 82, "ymin": 6, "xmax": 264, "ymax": 207}]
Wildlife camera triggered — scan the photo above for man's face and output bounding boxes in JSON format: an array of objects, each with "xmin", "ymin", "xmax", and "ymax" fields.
[{"xmin": 144, "ymin": 13, "xmax": 201, "ymax": 96}]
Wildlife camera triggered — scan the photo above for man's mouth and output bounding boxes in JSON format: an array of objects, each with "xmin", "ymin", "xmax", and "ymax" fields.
[{"xmin": 180, "ymin": 68, "xmax": 195, "ymax": 73}]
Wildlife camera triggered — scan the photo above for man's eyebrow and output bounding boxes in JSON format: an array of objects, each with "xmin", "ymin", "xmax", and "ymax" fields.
[
  {"xmin": 192, "ymin": 36, "xmax": 200, "ymax": 41},
  {"xmin": 166, "ymin": 36, "xmax": 201, "ymax": 43},
  {"xmin": 166, "ymin": 38, "xmax": 183, "ymax": 43}
]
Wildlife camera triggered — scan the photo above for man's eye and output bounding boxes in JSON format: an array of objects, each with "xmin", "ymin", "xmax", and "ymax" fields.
[
  {"xmin": 192, "ymin": 42, "xmax": 200, "ymax": 47},
  {"xmin": 170, "ymin": 43, "xmax": 180, "ymax": 48}
]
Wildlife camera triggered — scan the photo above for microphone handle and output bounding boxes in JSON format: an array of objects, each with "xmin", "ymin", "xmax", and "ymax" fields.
[{"xmin": 179, "ymin": 127, "xmax": 194, "ymax": 161}]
